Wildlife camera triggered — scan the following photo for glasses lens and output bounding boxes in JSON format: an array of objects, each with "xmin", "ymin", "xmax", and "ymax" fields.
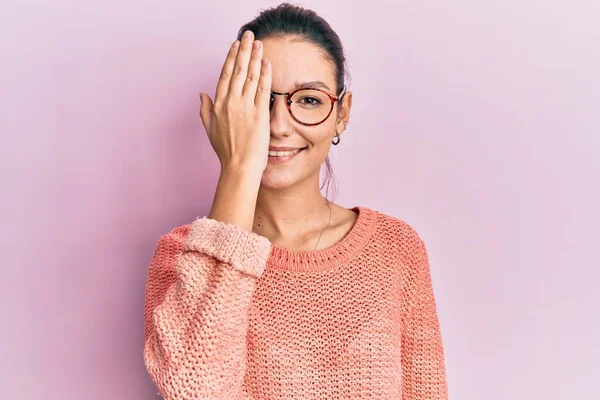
[{"xmin": 289, "ymin": 89, "xmax": 332, "ymax": 125}]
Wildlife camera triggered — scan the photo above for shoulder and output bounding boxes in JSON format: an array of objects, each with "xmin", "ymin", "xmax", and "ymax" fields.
[
  {"xmin": 374, "ymin": 209, "xmax": 425, "ymax": 242},
  {"xmin": 365, "ymin": 208, "xmax": 435, "ymax": 314},
  {"xmin": 366, "ymin": 207, "xmax": 429, "ymax": 264}
]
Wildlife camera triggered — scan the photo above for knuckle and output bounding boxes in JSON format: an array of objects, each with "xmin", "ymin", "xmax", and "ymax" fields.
[
  {"xmin": 213, "ymin": 100, "xmax": 224, "ymax": 112},
  {"xmin": 233, "ymin": 66, "xmax": 245, "ymax": 75},
  {"xmin": 219, "ymin": 70, "xmax": 230, "ymax": 80}
]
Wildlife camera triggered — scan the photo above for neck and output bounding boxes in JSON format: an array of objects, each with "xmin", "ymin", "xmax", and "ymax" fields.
[{"xmin": 253, "ymin": 180, "xmax": 331, "ymax": 245}]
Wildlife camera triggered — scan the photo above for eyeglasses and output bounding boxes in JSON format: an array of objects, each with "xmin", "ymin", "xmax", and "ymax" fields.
[{"xmin": 269, "ymin": 86, "xmax": 345, "ymax": 126}]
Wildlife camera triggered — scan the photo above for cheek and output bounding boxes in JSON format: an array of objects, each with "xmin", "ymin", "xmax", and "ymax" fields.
[
  {"xmin": 306, "ymin": 123, "xmax": 335, "ymax": 148},
  {"xmin": 301, "ymin": 127, "xmax": 333, "ymax": 166}
]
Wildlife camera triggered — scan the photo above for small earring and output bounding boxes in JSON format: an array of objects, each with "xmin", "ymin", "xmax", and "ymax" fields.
[{"xmin": 332, "ymin": 132, "xmax": 341, "ymax": 145}]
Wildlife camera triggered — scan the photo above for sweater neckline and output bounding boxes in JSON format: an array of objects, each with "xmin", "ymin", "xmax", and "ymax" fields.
[{"xmin": 266, "ymin": 206, "xmax": 378, "ymax": 272}]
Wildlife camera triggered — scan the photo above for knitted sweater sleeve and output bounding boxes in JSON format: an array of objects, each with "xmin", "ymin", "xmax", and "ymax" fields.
[
  {"xmin": 401, "ymin": 237, "xmax": 449, "ymax": 399},
  {"xmin": 143, "ymin": 217, "xmax": 272, "ymax": 400}
]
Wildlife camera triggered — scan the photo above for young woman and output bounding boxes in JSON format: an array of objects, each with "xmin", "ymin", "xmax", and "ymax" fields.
[{"xmin": 143, "ymin": 3, "xmax": 448, "ymax": 399}]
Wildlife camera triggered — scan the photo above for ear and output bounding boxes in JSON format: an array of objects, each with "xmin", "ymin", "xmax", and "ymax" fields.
[{"xmin": 335, "ymin": 91, "xmax": 352, "ymax": 137}]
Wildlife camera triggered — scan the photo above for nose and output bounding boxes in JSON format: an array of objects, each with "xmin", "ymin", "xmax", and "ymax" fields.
[{"xmin": 269, "ymin": 92, "xmax": 292, "ymax": 138}]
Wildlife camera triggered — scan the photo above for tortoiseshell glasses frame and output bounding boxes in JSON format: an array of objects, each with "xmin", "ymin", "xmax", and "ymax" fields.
[{"xmin": 269, "ymin": 85, "xmax": 346, "ymax": 127}]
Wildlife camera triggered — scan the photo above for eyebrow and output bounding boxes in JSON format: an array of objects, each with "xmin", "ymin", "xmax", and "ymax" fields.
[{"xmin": 294, "ymin": 80, "xmax": 332, "ymax": 91}]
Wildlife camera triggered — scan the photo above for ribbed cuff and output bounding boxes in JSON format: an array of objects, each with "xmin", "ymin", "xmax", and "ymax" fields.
[{"xmin": 182, "ymin": 217, "xmax": 272, "ymax": 278}]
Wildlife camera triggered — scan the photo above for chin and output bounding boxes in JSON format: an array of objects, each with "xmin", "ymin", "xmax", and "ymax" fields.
[{"xmin": 260, "ymin": 167, "xmax": 298, "ymax": 190}]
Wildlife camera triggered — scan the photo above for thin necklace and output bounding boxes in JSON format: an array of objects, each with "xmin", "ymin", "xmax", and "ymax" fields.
[
  {"xmin": 313, "ymin": 200, "xmax": 332, "ymax": 251},
  {"xmin": 253, "ymin": 200, "xmax": 333, "ymax": 251}
]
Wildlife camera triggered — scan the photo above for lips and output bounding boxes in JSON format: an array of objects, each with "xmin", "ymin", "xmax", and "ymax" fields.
[
  {"xmin": 268, "ymin": 146, "xmax": 308, "ymax": 152},
  {"xmin": 266, "ymin": 146, "xmax": 307, "ymax": 163},
  {"xmin": 267, "ymin": 146, "xmax": 308, "ymax": 157}
]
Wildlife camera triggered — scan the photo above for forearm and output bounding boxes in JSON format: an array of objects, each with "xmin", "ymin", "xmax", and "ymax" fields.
[
  {"xmin": 208, "ymin": 167, "xmax": 263, "ymax": 233},
  {"xmin": 143, "ymin": 218, "xmax": 271, "ymax": 399}
]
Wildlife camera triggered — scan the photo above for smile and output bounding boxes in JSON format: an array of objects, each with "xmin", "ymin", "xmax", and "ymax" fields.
[
  {"xmin": 267, "ymin": 146, "xmax": 307, "ymax": 164},
  {"xmin": 268, "ymin": 148, "xmax": 304, "ymax": 157}
]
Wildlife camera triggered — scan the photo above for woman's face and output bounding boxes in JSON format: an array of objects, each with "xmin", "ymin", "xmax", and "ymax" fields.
[{"xmin": 259, "ymin": 36, "xmax": 351, "ymax": 191}]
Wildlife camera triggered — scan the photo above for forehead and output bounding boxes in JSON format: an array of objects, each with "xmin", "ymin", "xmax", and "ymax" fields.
[{"xmin": 261, "ymin": 36, "xmax": 336, "ymax": 92}]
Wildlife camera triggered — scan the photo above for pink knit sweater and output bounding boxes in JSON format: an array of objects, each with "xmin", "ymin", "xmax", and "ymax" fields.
[{"xmin": 143, "ymin": 206, "xmax": 448, "ymax": 399}]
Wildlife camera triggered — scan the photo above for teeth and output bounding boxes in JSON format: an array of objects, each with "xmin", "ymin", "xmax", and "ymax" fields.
[{"xmin": 268, "ymin": 148, "xmax": 302, "ymax": 157}]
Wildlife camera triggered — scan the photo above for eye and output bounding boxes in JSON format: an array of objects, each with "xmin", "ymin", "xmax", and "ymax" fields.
[{"xmin": 299, "ymin": 96, "xmax": 322, "ymax": 105}]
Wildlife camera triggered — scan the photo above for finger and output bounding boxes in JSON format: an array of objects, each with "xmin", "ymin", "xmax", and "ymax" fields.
[
  {"xmin": 241, "ymin": 40, "xmax": 263, "ymax": 99},
  {"xmin": 255, "ymin": 58, "xmax": 272, "ymax": 113},
  {"xmin": 215, "ymin": 40, "xmax": 240, "ymax": 104},
  {"xmin": 199, "ymin": 92, "xmax": 214, "ymax": 135},
  {"xmin": 228, "ymin": 30, "xmax": 255, "ymax": 96}
]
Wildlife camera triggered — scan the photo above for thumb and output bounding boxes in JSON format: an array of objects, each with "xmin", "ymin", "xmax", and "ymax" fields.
[{"xmin": 199, "ymin": 93, "xmax": 213, "ymax": 135}]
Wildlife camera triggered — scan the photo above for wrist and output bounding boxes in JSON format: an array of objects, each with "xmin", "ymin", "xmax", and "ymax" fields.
[{"xmin": 220, "ymin": 163, "xmax": 264, "ymax": 183}]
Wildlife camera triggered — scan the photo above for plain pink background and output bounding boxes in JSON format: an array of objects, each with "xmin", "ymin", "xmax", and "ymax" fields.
[{"xmin": 1, "ymin": 0, "xmax": 599, "ymax": 399}]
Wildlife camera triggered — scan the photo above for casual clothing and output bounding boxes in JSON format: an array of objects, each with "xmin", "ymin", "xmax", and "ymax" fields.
[{"xmin": 143, "ymin": 206, "xmax": 448, "ymax": 399}]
